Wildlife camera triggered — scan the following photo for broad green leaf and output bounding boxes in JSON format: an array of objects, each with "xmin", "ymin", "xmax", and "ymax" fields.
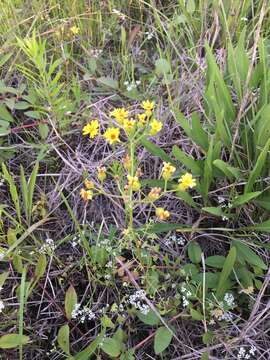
[
  {"xmin": 172, "ymin": 109, "xmax": 192, "ymax": 137},
  {"xmin": 193, "ymin": 273, "xmax": 219, "ymax": 288},
  {"xmin": 190, "ymin": 309, "xmax": 204, "ymax": 321},
  {"xmin": 231, "ymin": 191, "xmax": 261, "ymax": 207},
  {"xmin": 205, "ymin": 256, "xmax": 225, "ymax": 269},
  {"xmin": 0, "ymin": 334, "xmax": 29, "ymax": 349},
  {"xmin": 2, "ymin": 163, "xmax": 21, "ymax": 222},
  {"xmin": 188, "ymin": 242, "xmax": 202, "ymax": 264},
  {"xmin": 191, "ymin": 112, "xmax": 209, "ymax": 151},
  {"xmin": 213, "ymin": 159, "xmax": 240, "ymax": 180},
  {"xmin": 172, "ymin": 145, "xmax": 202, "ymax": 175},
  {"xmin": 137, "ymin": 309, "xmax": 160, "ymax": 325},
  {"xmin": 97, "ymin": 77, "xmax": 118, "ymax": 89},
  {"xmin": 65, "ymin": 285, "xmax": 77, "ymax": 320},
  {"xmin": 0, "ymin": 104, "xmax": 14, "ymax": 123},
  {"xmin": 202, "ymin": 207, "xmax": 228, "ymax": 218},
  {"xmin": 100, "ymin": 338, "xmax": 122, "ymax": 357},
  {"xmin": 39, "ymin": 124, "xmax": 49, "ymax": 140},
  {"xmin": 155, "ymin": 58, "xmax": 170, "ymax": 76},
  {"xmin": 216, "ymin": 247, "xmax": 236, "ymax": 299},
  {"xmin": 141, "ymin": 137, "xmax": 175, "ymax": 164},
  {"xmin": 27, "ymin": 162, "xmax": 39, "ymax": 223},
  {"xmin": 232, "ymin": 241, "xmax": 267, "ymax": 270},
  {"xmin": 201, "ymin": 137, "xmax": 214, "ymax": 202},
  {"xmin": 252, "ymin": 218, "xmax": 270, "ymax": 232},
  {"xmin": 34, "ymin": 254, "xmax": 47, "ymax": 279},
  {"xmin": 245, "ymin": 138, "xmax": 270, "ymax": 193},
  {"xmin": 154, "ymin": 327, "xmax": 173, "ymax": 354},
  {"xmin": 0, "ymin": 271, "xmax": 9, "ymax": 288},
  {"xmin": 147, "ymin": 223, "xmax": 190, "ymax": 234},
  {"xmin": 176, "ymin": 189, "xmax": 198, "ymax": 209},
  {"xmin": 75, "ymin": 332, "xmax": 105, "ymax": 360},
  {"xmin": 255, "ymin": 195, "xmax": 270, "ymax": 211},
  {"xmin": 57, "ymin": 325, "xmax": 70, "ymax": 355}
]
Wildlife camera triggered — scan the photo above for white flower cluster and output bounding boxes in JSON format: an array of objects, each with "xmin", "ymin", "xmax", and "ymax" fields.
[
  {"xmin": 124, "ymin": 80, "xmax": 141, "ymax": 92},
  {"xmin": 165, "ymin": 234, "xmax": 186, "ymax": 247},
  {"xmin": 90, "ymin": 49, "xmax": 102, "ymax": 58},
  {"xmin": 71, "ymin": 303, "xmax": 96, "ymax": 323},
  {"xmin": 129, "ymin": 290, "xmax": 150, "ymax": 315},
  {"xmin": 181, "ymin": 284, "xmax": 192, "ymax": 307},
  {"xmin": 40, "ymin": 239, "xmax": 56, "ymax": 255},
  {"xmin": 97, "ymin": 239, "xmax": 115, "ymax": 253},
  {"xmin": 237, "ymin": 345, "xmax": 257, "ymax": 359},
  {"xmin": 145, "ymin": 31, "xmax": 154, "ymax": 40},
  {"xmin": 224, "ymin": 293, "xmax": 235, "ymax": 307},
  {"xmin": 71, "ymin": 235, "xmax": 81, "ymax": 248}
]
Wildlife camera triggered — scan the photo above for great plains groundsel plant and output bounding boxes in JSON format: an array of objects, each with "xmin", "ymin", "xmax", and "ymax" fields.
[{"xmin": 81, "ymin": 101, "xmax": 197, "ymax": 240}]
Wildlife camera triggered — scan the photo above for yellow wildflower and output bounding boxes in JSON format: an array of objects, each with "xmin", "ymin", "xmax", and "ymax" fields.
[
  {"xmin": 147, "ymin": 187, "xmax": 162, "ymax": 202},
  {"xmin": 156, "ymin": 207, "xmax": 170, "ymax": 221},
  {"xmin": 127, "ymin": 175, "xmax": 141, "ymax": 191},
  {"xmin": 97, "ymin": 166, "xmax": 106, "ymax": 182},
  {"xmin": 104, "ymin": 127, "xmax": 120, "ymax": 144},
  {"xmin": 123, "ymin": 118, "xmax": 136, "ymax": 133},
  {"xmin": 110, "ymin": 108, "xmax": 128, "ymax": 125},
  {"xmin": 84, "ymin": 179, "xmax": 94, "ymax": 189},
  {"xmin": 70, "ymin": 25, "xmax": 80, "ymax": 35},
  {"xmin": 240, "ymin": 286, "xmax": 254, "ymax": 295},
  {"xmin": 137, "ymin": 113, "xmax": 147, "ymax": 127},
  {"xmin": 149, "ymin": 119, "xmax": 162, "ymax": 135},
  {"xmin": 80, "ymin": 188, "xmax": 93, "ymax": 201},
  {"xmin": 141, "ymin": 100, "xmax": 154, "ymax": 115},
  {"xmin": 178, "ymin": 173, "xmax": 196, "ymax": 191},
  {"xmin": 82, "ymin": 120, "xmax": 99, "ymax": 139},
  {"xmin": 162, "ymin": 162, "xmax": 176, "ymax": 180}
]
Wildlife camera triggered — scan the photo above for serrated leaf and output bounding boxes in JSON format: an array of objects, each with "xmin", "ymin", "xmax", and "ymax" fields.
[
  {"xmin": 188, "ymin": 242, "xmax": 202, "ymax": 264},
  {"xmin": 0, "ymin": 334, "xmax": 29, "ymax": 349},
  {"xmin": 57, "ymin": 325, "xmax": 70, "ymax": 355},
  {"xmin": 154, "ymin": 327, "xmax": 173, "ymax": 354},
  {"xmin": 65, "ymin": 285, "xmax": 77, "ymax": 320}
]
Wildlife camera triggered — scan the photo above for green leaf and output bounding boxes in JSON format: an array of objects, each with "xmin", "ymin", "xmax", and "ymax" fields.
[
  {"xmin": 0, "ymin": 104, "xmax": 14, "ymax": 123},
  {"xmin": 141, "ymin": 137, "xmax": 175, "ymax": 164},
  {"xmin": 191, "ymin": 112, "xmax": 209, "ymax": 151},
  {"xmin": 201, "ymin": 352, "xmax": 209, "ymax": 360},
  {"xmin": 201, "ymin": 137, "xmax": 214, "ymax": 202},
  {"xmin": 34, "ymin": 254, "xmax": 47, "ymax": 279},
  {"xmin": 57, "ymin": 325, "xmax": 70, "ymax": 355},
  {"xmin": 2, "ymin": 163, "xmax": 21, "ymax": 222},
  {"xmin": 216, "ymin": 247, "xmax": 236, "ymax": 299},
  {"xmin": 0, "ymin": 271, "xmax": 9, "ymax": 288},
  {"xmin": 186, "ymin": 0, "xmax": 195, "ymax": 14},
  {"xmin": 232, "ymin": 241, "xmax": 267, "ymax": 270},
  {"xmin": 155, "ymin": 58, "xmax": 170, "ymax": 76},
  {"xmin": 101, "ymin": 338, "xmax": 122, "ymax": 357},
  {"xmin": 202, "ymin": 207, "xmax": 228, "ymax": 218},
  {"xmin": 252, "ymin": 218, "xmax": 270, "ymax": 232},
  {"xmin": 75, "ymin": 332, "xmax": 105, "ymax": 360},
  {"xmin": 154, "ymin": 327, "xmax": 173, "ymax": 355},
  {"xmin": 190, "ymin": 309, "xmax": 204, "ymax": 321},
  {"xmin": 176, "ymin": 189, "xmax": 198, "ymax": 209},
  {"xmin": 172, "ymin": 109, "xmax": 192, "ymax": 137},
  {"xmin": 188, "ymin": 242, "xmax": 202, "ymax": 264},
  {"xmin": 39, "ymin": 124, "xmax": 49, "ymax": 139},
  {"xmin": 172, "ymin": 145, "xmax": 202, "ymax": 175},
  {"xmin": 193, "ymin": 273, "xmax": 219, "ymax": 288},
  {"xmin": 213, "ymin": 159, "xmax": 240, "ymax": 180},
  {"xmin": 202, "ymin": 331, "xmax": 214, "ymax": 345},
  {"xmin": 0, "ymin": 334, "xmax": 29, "ymax": 349},
  {"xmin": 232, "ymin": 191, "xmax": 261, "ymax": 207},
  {"xmin": 245, "ymin": 138, "xmax": 270, "ymax": 193},
  {"xmin": 205, "ymin": 256, "xmax": 225, "ymax": 269},
  {"xmin": 65, "ymin": 285, "xmax": 77, "ymax": 320},
  {"xmin": 97, "ymin": 77, "xmax": 118, "ymax": 89},
  {"xmin": 137, "ymin": 309, "xmax": 160, "ymax": 325},
  {"xmin": 147, "ymin": 223, "xmax": 190, "ymax": 234}
]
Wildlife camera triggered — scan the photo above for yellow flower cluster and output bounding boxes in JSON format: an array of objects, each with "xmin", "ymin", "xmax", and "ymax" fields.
[
  {"xmin": 147, "ymin": 187, "xmax": 162, "ymax": 202},
  {"xmin": 110, "ymin": 108, "xmax": 129, "ymax": 125},
  {"xmin": 156, "ymin": 207, "xmax": 170, "ymax": 220},
  {"xmin": 97, "ymin": 166, "xmax": 106, "ymax": 182},
  {"xmin": 80, "ymin": 179, "xmax": 95, "ymax": 201},
  {"xmin": 82, "ymin": 120, "xmax": 99, "ymax": 139},
  {"xmin": 127, "ymin": 175, "xmax": 141, "ymax": 191},
  {"xmin": 178, "ymin": 173, "xmax": 196, "ymax": 191},
  {"xmin": 162, "ymin": 162, "xmax": 176, "ymax": 180},
  {"xmin": 104, "ymin": 127, "xmax": 120, "ymax": 144}
]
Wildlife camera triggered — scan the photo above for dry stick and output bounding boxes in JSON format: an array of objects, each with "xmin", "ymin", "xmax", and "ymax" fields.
[{"xmin": 229, "ymin": 0, "xmax": 267, "ymax": 162}]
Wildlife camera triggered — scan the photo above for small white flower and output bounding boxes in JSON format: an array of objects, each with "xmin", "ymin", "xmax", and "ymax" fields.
[
  {"xmin": 224, "ymin": 293, "xmax": 235, "ymax": 307},
  {"xmin": 0, "ymin": 300, "xmax": 5, "ymax": 313}
]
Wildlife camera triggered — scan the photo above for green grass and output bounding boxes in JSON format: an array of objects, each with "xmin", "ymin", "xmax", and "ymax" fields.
[{"xmin": 0, "ymin": 0, "xmax": 270, "ymax": 359}]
